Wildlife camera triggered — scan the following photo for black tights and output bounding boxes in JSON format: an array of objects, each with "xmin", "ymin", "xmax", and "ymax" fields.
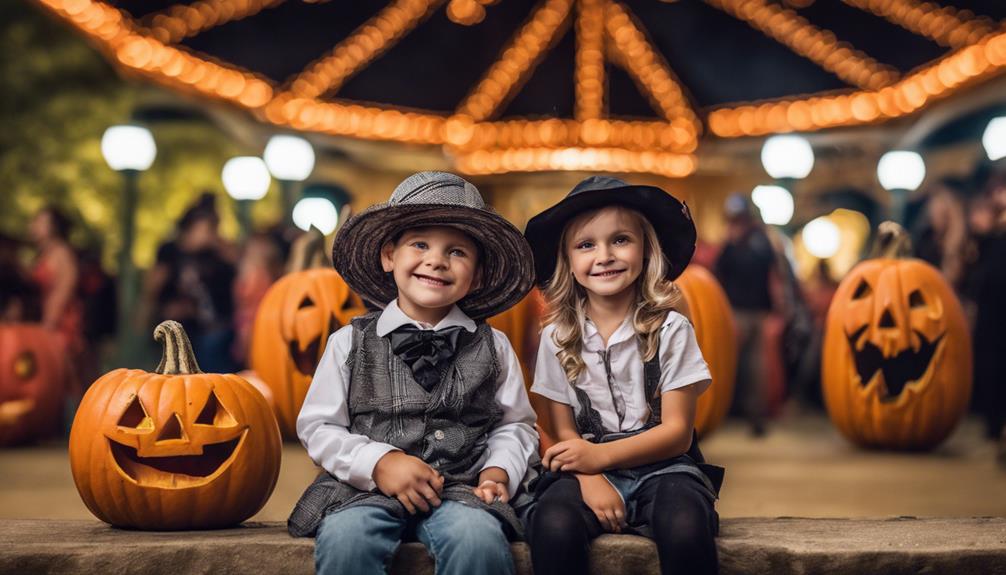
[{"xmin": 526, "ymin": 473, "xmax": 719, "ymax": 575}]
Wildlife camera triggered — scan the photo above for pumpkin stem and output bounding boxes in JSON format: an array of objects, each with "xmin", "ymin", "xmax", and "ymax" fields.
[
  {"xmin": 153, "ymin": 321, "xmax": 203, "ymax": 375},
  {"xmin": 286, "ymin": 227, "xmax": 328, "ymax": 274},
  {"xmin": 871, "ymin": 221, "xmax": 913, "ymax": 259}
]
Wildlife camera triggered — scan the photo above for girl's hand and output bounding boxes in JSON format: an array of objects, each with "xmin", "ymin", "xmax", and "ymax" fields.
[
  {"xmin": 576, "ymin": 474, "xmax": 626, "ymax": 533},
  {"xmin": 542, "ymin": 439, "xmax": 609, "ymax": 474}
]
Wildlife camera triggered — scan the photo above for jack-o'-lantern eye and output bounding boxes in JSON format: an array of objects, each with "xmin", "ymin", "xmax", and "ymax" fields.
[
  {"xmin": 14, "ymin": 352, "xmax": 36, "ymax": 380},
  {"xmin": 909, "ymin": 289, "xmax": 926, "ymax": 309},
  {"xmin": 118, "ymin": 396, "xmax": 154, "ymax": 431},
  {"xmin": 298, "ymin": 296, "xmax": 313, "ymax": 310},
  {"xmin": 195, "ymin": 391, "xmax": 237, "ymax": 428},
  {"xmin": 852, "ymin": 280, "xmax": 872, "ymax": 300}
]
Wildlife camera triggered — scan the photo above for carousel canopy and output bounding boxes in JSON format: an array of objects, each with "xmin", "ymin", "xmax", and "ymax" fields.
[{"xmin": 32, "ymin": 0, "xmax": 1006, "ymax": 177}]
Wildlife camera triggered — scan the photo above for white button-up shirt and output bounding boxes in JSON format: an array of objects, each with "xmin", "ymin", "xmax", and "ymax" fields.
[
  {"xmin": 531, "ymin": 310, "xmax": 711, "ymax": 433},
  {"xmin": 297, "ymin": 299, "xmax": 539, "ymax": 497}
]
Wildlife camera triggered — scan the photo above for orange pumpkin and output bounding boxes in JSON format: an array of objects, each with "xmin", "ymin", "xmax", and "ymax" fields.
[
  {"xmin": 676, "ymin": 265, "xmax": 738, "ymax": 438},
  {"xmin": 250, "ymin": 229, "xmax": 367, "ymax": 438},
  {"xmin": 0, "ymin": 324, "xmax": 70, "ymax": 446},
  {"xmin": 822, "ymin": 222, "xmax": 972, "ymax": 450},
  {"xmin": 69, "ymin": 321, "xmax": 282, "ymax": 530}
]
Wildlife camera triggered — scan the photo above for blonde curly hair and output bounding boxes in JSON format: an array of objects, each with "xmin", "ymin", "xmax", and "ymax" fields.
[{"xmin": 542, "ymin": 205, "xmax": 682, "ymax": 383}]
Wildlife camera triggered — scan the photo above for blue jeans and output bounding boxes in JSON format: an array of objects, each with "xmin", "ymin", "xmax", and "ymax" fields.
[{"xmin": 315, "ymin": 501, "xmax": 515, "ymax": 575}]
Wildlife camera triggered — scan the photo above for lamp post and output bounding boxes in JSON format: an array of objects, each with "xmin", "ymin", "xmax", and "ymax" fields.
[
  {"xmin": 292, "ymin": 197, "xmax": 340, "ymax": 235},
  {"xmin": 877, "ymin": 151, "xmax": 926, "ymax": 224},
  {"xmin": 759, "ymin": 134, "xmax": 813, "ymax": 231},
  {"xmin": 101, "ymin": 125, "xmax": 156, "ymax": 363},
  {"xmin": 802, "ymin": 216, "xmax": 841, "ymax": 259},
  {"xmin": 263, "ymin": 135, "xmax": 315, "ymax": 226},
  {"xmin": 222, "ymin": 156, "xmax": 271, "ymax": 239}
]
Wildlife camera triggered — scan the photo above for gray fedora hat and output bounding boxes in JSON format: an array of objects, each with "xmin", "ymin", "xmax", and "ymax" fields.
[{"xmin": 332, "ymin": 171, "xmax": 534, "ymax": 320}]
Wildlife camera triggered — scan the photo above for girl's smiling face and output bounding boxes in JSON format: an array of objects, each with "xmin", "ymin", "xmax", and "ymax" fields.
[
  {"xmin": 381, "ymin": 226, "xmax": 480, "ymax": 324},
  {"xmin": 565, "ymin": 207, "xmax": 645, "ymax": 301}
]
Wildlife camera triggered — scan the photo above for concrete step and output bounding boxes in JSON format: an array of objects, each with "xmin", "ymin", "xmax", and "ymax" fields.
[{"xmin": 2, "ymin": 517, "xmax": 1004, "ymax": 574}]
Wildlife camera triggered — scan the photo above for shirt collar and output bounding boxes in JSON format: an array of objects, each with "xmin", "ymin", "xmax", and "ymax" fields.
[
  {"xmin": 375, "ymin": 299, "xmax": 477, "ymax": 337},
  {"xmin": 582, "ymin": 313, "xmax": 636, "ymax": 352}
]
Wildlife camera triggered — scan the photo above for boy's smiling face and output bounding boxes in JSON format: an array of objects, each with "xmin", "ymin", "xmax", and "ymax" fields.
[{"xmin": 381, "ymin": 226, "xmax": 480, "ymax": 324}]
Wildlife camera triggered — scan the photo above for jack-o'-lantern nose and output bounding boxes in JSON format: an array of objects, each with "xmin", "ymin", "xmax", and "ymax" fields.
[
  {"xmin": 879, "ymin": 308, "xmax": 896, "ymax": 329},
  {"xmin": 156, "ymin": 413, "xmax": 187, "ymax": 443}
]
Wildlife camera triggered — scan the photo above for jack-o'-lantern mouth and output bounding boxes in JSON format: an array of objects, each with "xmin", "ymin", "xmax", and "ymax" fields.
[
  {"xmin": 0, "ymin": 399, "xmax": 35, "ymax": 426},
  {"xmin": 108, "ymin": 430, "xmax": 247, "ymax": 488},
  {"xmin": 846, "ymin": 326, "xmax": 945, "ymax": 401}
]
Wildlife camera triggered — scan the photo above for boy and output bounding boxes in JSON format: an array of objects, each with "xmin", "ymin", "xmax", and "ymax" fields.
[{"xmin": 288, "ymin": 172, "xmax": 539, "ymax": 575}]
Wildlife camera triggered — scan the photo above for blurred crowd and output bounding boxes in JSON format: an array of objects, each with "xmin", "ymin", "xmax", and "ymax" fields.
[{"xmin": 1, "ymin": 172, "xmax": 1004, "ymax": 443}]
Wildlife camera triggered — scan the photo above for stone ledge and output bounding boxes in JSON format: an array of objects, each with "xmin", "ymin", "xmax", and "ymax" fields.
[{"xmin": 1, "ymin": 517, "xmax": 1004, "ymax": 575}]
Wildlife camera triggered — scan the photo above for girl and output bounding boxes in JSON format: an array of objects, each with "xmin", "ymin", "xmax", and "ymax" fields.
[{"xmin": 523, "ymin": 176, "xmax": 723, "ymax": 575}]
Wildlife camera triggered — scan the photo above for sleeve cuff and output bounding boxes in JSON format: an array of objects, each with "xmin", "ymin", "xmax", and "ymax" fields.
[
  {"xmin": 346, "ymin": 442, "xmax": 400, "ymax": 492},
  {"xmin": 530, "ymin": 385, "xmax": 571, "ymax": 405},
  {"xmin": 480, "ymin": 452, "xmax": 523, "ymax": 498}
]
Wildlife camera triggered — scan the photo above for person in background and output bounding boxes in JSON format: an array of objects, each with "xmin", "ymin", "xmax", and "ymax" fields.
[
  {"xmin": 714, "ymin": 194, "xmax": 777, "ymax": 436},
  {"xmin": 969, "ymin": 172, "xmax": 1006, "ymax": 464},
  {"xmin": 0, "ymin": 232, "xmax": 39, "ymax": 322},
  {"xmin": 913, "ymin": 178, "xmax": 968, "ymax": 289},
  {"xmin": 142, "ymin": 193, "xmax": 238, "ymax": 373},
  {"xmin": 232, "ymin": 231, "xmax": 284, "ymax": 367},
  {"xmin": 29, "ymin": 206, "xmax": 83, "ymax": 356}
]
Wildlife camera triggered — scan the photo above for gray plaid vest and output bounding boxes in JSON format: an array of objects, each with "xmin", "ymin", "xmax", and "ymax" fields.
[{"xmin": 288, "ymin": 312, "xmax": 531, "ymax": 538}]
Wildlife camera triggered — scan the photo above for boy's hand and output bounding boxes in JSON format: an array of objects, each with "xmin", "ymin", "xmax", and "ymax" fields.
[
  {"xmin": 373, "ymin": 451, "xmax": 444, "ymax": 514},
  {"xmin": 472, "ymin": 467, "xmax": 510, "ymax": 504},
  {"xmin": 543, "ymin": 439, "xmax": 609, "ymax": 474},
  {"xmin": 576, "ymin": 474, "xmax": 626, "ymax": 533}
]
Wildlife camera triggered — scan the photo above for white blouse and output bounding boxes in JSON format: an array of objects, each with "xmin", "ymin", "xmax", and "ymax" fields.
[{"xmin": 531, "ymin": 310, "xmax": 711, "ymax": 434}]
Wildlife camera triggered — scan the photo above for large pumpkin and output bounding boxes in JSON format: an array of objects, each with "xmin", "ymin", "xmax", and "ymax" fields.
[
  {"xmin": 250, "ymin": 229, "xmax": 367, "ymax": 438},
  {"xmin": 676, "ymin": 265, "xmax": 738, "ymax": 438},
  {"xmin": 69, "ymin": 321, "xmax": 282, "ymax": 530},
  {"xmin": 822, "ymin": 222, "xmax": 972, "ymax": 450},
  {"xmin": 0, "ymin": 324, "xmax": 70, "ymax": 446}
]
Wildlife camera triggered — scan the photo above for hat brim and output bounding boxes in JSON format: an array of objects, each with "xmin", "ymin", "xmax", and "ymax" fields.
[
  {"xmin": 524, "ymin": 184, "xmax": 696, "ymax": 288},
  {"xmin": 333, "ymin": 203, "xmax": 534, "ymax": 320}
]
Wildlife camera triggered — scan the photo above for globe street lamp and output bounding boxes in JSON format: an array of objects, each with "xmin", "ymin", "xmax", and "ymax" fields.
[
  {"xmin": 877, "ymin": 151, "xmax": 926, "ymax": 224},
  {"xmin": 761, "ymin": 134, "xmax": 815, "ymax": 180},
  {"xmin": 751, "ymin": 184, "xmax": 794, "ymax": 226},
  {"xmin": 263, "ymin": 135, "xmax": 315, "ymax": 225},
  {"xmin": 101, "ymin": 124, "xmax": 156, "ymax": 362},
  {"xmin": 222, "ymin": 156, "xmax": 271, "ymax": 239},
  {"xmin": 802, "ymin": 216, "xmax": 841, "ymax": 259},
  {"xmin": 292, "ymin": 197, "xmax": 340, "ymax": 235},
  {"xmin": 982, "ymin": 116, "xmax": 1006, "ymax": 162}
]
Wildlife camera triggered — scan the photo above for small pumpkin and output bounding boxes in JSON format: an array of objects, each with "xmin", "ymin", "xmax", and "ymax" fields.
[
  {"xmin": 69, "ymin": 321, "xmax": 282, "ymax": 530},
  {"xmin": 822, "ymin": 222, "xmax": 972, "ymax": 450},
  {"xmin": 0, "ymin": 324, "xmax": 70, "ymax": 446},
  {"xmin": 676, "ymin": 265, "xmax": 738, "ymax": 438},
  {"xmin": 250, "ymin": 229, "xmax": 367, "ymax": 438}
]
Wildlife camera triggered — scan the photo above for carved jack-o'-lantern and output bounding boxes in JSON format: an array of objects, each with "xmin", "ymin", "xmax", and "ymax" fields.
[
  {"xmin": 250, "ymin": 229, "xmax": 367, "ymax": 438},
  {"xmin": 676, "ymin": 265, "xmax": 737, "ymax": 438},
  {"xmin": 0, "ymin": 324, "xmax": 69, "ymax": 446},
  {"xmin": 69, "ymin": 321, "xmax": 282, "ymax": 530},
  {"xmin": 822, "ymin": 223, "xmax": 972, "ymax": 450}
]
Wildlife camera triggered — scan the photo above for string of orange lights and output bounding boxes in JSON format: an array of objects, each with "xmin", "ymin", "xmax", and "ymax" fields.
[
  {"xmin": 144, "ymin": 0, "xmax": 285, "ymax": 45},
  {"xmin": 704, "ymin": 0, "xmax": 900, "ymax": 90},
  {"xmin": 287, "ymin": 0, "xmax": 443, "ymax": 100},
  {"xmin": 444, "ymin": 117, "xmax": 697, "ymax": 153},
  {"xmin": 709, "ymin": 30, "xmax": 1006, "ymax": 137},
  {"xmin": 456, "ymin": 0, "xmax": 575, "ymax": 121},
  {"xmin": 575, "ymin": 0, "xmax": 605, "ymax": 120},
  {"xmin": 841, "ymin": 0, "xmax": 998, "ymax": 49},
  {"xmin": 604, "ymin": 0, "xmax": 700, "ymax": 138},
  {"xmin": 453, "ymin": 147, "xmax": 696, "ymax": 178}
]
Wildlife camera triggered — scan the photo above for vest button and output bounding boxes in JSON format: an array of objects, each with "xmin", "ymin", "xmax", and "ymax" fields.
[{"xmin": 433, "ymin": 429, "xmax": 445, "ymax": 441}]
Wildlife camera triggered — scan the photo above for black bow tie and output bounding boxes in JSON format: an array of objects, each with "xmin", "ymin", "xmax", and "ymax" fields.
[{"xmin": 387, "ymin": 324, "xmax": 466, "ymax": 391}]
